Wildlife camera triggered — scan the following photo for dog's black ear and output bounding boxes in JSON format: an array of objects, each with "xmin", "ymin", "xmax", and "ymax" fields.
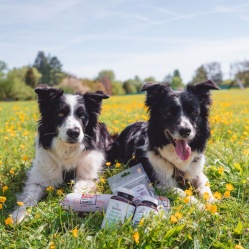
[
  {"xmin": 141, "ymin": 82, "xmax": 171, "ymax": 108},
  {"xmin": 84, "ymin": 91, "xmax": 109, "ymax": 115},
  {"xmin": 35, "ymin": 84, "xmax": 64, "ymax": 101},
  {"xmin": 186, "ymin": 80, "xmax": 220, "ymax": 94}
]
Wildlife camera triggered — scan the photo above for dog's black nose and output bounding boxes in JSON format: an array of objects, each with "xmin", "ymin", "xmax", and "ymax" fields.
[
  {"xmin": 67, "ymin": 127, "xmax": 80, "ymax": 139},
  {"xmin": 179, "ymin": 127, "xmax": 191, "ymax": 138}
]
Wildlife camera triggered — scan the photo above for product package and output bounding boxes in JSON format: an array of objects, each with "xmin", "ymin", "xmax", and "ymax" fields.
[
  {"xmin": 107, "ymin": 163, "xmax": 170, "ymax": 214},
  {"xmin": 61, "ymin": 193, "xmax": 113, "ymax": 212}
]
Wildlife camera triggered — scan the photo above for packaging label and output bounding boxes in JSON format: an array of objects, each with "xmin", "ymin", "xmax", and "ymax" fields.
[
  {"xmin": 101, "ymin": 199, "xmax": 135, "ymax": 228},
  {"xmin": 133, "ymin": 205, "xmax": 158, "ymax": 226}
]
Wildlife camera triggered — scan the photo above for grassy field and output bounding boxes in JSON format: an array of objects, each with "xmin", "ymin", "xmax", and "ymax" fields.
[{"xmin": 0, "ymin": 89, "xmax": 249, "ymax": 249}]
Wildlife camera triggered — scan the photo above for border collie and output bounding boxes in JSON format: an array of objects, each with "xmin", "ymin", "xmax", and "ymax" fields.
[
  {"xmin": 12, "ymin": 85, "xmax": 113, "ymax": 223},
  {"xmin": 108, "ymin": 80, "xmax": 219, "ymax": 205}
]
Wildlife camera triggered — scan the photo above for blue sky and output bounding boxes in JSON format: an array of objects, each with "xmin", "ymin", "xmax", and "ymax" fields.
[{"xmin": 1, "ymin": 0, "xmax": 249, "ymax": 83}]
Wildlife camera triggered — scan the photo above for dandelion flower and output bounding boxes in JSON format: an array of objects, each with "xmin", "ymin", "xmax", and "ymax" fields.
[
  {"xmin": 214, "ymin": 192, "xmax": 222, "ymax": 200},
  {"xmin": 234, "ymin": 245, "xmax": 245, "ymax": 249},
  {"xmin": 133, "ymin": 231, "xmax": 140, "ymax": 244},
  {"xmin": 205, "ymin": 181, "xmax": 211, "ymax": 186},
  {"xmin": 184, "ymin": 189, "xmax": 193, "ymax": 196},
  {"xmin": 20, "ymin": 144, "xmax": 25, "ymax": 149},
  {"xmin": 0, "ymin": 196, "xmax": 6, "ymax": 203},
  {"xmin": 2, "ymin": 185, "xmax": 8, "ymax": 193},
  {"xmin": 9, "ymin": 169, "xmax": 14, "ymax": 175},
  {"xmin": 218, "ymin": 167, "xmax": 224, "ymax": 174},
  {"xmin": 115, "ymin": 162, "xmax": 121, "ymax": 168},
  {"xmin": 224, "ymin": 191, "xmax": 230, "ymax": 198},
  {"xmin": 138, "ymin": 218, "xmax": 144, "ymax": 226},
  {"xmin": 170, "ymin": 215, "xmax": 178, "ymax": 223},
  {"xmin": 226, "ymin": 183, "xmax": 234, "ymax": 191},
  {"xmin": 22, "ymin": 155, "xmax": 28, "ymax": 161},
  {"xmin": 175, "ymin": 212, "xmax": 183, "ymax": 220},
  {"xmin": 72, "ymin": 227, "xmax": 78, "ymax": 238},
  {"xmin": 0, "ymin": 203, "xmax": 3, "ymax": 210},
  {"xmin": 210, "ymin": 205, "xmax": 218, "ymax": 213},
  {"xmin": 105, "ymin": 162, "xmax": 111, "ymax": 167},
  {"xmin": 5, "ymin": 217, "xmax": 13, "ymax": 225},
  {"xmin": 56, "ymin": 189, "xmax": 63, "ymax": 196},
  {"xmin": 184, "ymin": 197, "xmax": 190, "ymax": 203},
  {"xmin": 46, "ymin": 186, "xmax": 54, "ymax": 192},
  {"xmin": 17, "ymin": 201, "xmax": 24, "ymax": 206},
  {"xmin": 99, "ymin": 177, "xmax": 106, "ymax": 183},
  {"xmin": 203, "ymin": 192, "xmax": 210, "ymax": 201}
]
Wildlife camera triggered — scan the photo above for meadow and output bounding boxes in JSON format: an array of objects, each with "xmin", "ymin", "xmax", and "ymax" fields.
[{"xmin": 0, "ymin": 89, "xmax": 249, "ymax": 249}]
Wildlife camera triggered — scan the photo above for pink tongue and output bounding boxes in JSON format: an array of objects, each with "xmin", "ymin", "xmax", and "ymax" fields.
[{"xmin": 175, "ymin": 140, "xmax": 191, "ymax": 161}]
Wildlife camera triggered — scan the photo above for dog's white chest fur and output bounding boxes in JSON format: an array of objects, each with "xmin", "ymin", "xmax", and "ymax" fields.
[{"xmin": 147, "ymin": 144, "xmax": 205, "ymax": 188}]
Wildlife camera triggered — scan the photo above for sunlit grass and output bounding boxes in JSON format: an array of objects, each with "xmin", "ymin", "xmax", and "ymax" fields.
[{"xmin": 0, "ymin": 89, "xmax": 249, "ymax": 248}]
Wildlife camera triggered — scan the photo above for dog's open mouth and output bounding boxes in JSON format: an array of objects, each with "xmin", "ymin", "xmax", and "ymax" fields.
[{"xmin": 166, "ymin": 131, "xmax": 191, "ymax": 161}]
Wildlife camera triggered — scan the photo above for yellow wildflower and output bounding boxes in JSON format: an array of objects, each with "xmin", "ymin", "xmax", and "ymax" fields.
[
  {"xmin": 99, "ymin": 176, "xmax": 106, "ymax": 183},
  {"xmin": 203, "ymin": 192, "xmax": 210, "ymax": 201},
  {"xmin": 2, "ymin": 185, "xmax": 8, "ymax": 193},
  {"xmin": 115, "ymin": 162, "xmax": 121, "ymax": 168},
  {"xmin": 218, "ymin": 167, "xmax": 224, "ymax": 174},
  {"xmin": 205, "ymin": 181, "xmax": 210, "ymax": 186},
  {"xmin": 0, "ymin": 203, "xmax": 2, "ymax": 209},
  {"xmin": 5, "ymin": 217, "xmax": 13, "ymax": 225},
  {"xmin": 214, "ymin": 192, "xmax": 222, "ymax": 200},
  {"xmin": 170, "ymin": 215, "xmax": 178, "ymax": 223},
  {"xmin": 46, "ymin": 186, "xmax": 54, "ymax": 192},
  {"xmin": 234, "ymin": 245, "xmax": 245, "ymax": 249},
  {"xmin": 184, "ymin": 189, "xmax": 193, "ymax": 196},
  {"xmin": 17, "ymin": 201, "xmax": 24, "ymax": 206},
  {"xmin": 20, "ymin": 144, "xmax": 25, "ymax": 149},
  {"xmin": 9, "ymin": 169, "xmax": 14, "ymax": 175},
  {"xmin": 0, "ymin": 196, "xmax": 6, "ymax": 203},
  {"xmin": 184, "ymin": 197, "xmax": 190, "ymax": 203},
  {"xmin": 56, "ymin": 189, "xmax": 63, "ymax": 196},
  {"xmin": 72, "ymin": 227, "xmax": 78, "ymax": 238},
  {"xmin": 138, "ymin": 218, "xmax": 144, "ymax": 226},
  {"xmin": 226, "ymin": 183, "xmax": 234, "ymax": 191},
  {"xmin": 22, "ymin": 155, "xmax": 29, "ymax": 161},
  {"xmin": 224, "ymin": 191, "xmax": 230, "ymax": 198},
  {"xmin": 133, "ymin": 231, "xmax": 140, "ymax": 244},
  {"xmin": 210, "ymin": 205, "xmax": 218, "ymax": 213},
  {"xmin": 50, "ymin": 241, "xmax": 56, "ymax": 249},
  {"xmin": 105, "ymin": 162, "xmax": 111, "ymax": 167},
  {"xmin": 175, "ymin": 212, "xmax": 183, "ymax": 220}
]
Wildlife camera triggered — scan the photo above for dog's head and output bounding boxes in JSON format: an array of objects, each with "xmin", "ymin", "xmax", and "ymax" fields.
[
  {"xmin": 35, "ymin": 85, "xmax": 109, "ymax": 149},
  {"xmin": 141, "ymin": 80, "xmax": 219, "ymax": 161}
]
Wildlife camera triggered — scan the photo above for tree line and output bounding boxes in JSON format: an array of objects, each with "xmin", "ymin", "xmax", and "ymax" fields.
[{"xmin": 0, "ymin": 51, "xmax": 248, "ymax": 100}]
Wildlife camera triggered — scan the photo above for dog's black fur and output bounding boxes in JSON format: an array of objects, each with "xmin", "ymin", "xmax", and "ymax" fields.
[{"xmin": 108, "ymin": 80, "xmax": 219, "ymax": 200}]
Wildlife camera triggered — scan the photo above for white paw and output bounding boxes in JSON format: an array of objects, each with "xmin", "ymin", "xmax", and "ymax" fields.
[
  {"xmin": 73, "ymin": 180, "xmax": 97, "ymax": 194},
  {"xmin": 11, "ymin": 207, "xmax": 29, "ymax": 224}
]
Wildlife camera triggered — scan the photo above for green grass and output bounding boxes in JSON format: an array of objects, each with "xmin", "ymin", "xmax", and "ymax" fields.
[{"xmin": 0, "ymin": 89, "xmax": 249, "ymax": 248}]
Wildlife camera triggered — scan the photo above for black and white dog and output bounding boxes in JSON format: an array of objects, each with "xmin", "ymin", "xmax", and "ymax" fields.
[
  {"xmin": 108, "ymin": 80, "xmax": 219, "ymax": 205},
  {"xmin": 12, "ymin": 85, "xmax": 113, "ymax": 223}
]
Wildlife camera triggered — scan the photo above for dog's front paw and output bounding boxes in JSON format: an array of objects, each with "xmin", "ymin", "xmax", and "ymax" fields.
[
  {"xmin": 73, "ymin": 179, "xmax": 97, "ymax": 194},
  {"xmin": 11, "ymin": 207, "xmax": 29, "ymax": 224}
]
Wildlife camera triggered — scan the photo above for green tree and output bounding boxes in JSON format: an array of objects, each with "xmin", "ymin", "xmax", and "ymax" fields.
[
  {"xmin": 0, "ymin": 60, "xmax": 7, "ymax": 78},
  {"xmin": 25, "ymin": 67, "xmax": 37, "ymax": 88},
  {"xmin": 112, "ymin": 81, "xmax": 125, "ymax": 95},
  {"xmin": 96, "ymin": 70, "xmax": 115, "ymax": 82},
  {"xmin": 123, "ymin": 80, "xmax": 138, "ymax": 94},
  {"xmin": 191, "ymin": 65, "xmax": 208, "ymax": 84},
  {"xmin": 144, "ymin": 76, "xmax": 156, "ymax": 82},
  {"xmin": 171, "ymin": 69, "xmax": 184, "ymax": 90},
  {"xmin": 33, "ymin": 51, "xmax": 64, "ymax": 85}
]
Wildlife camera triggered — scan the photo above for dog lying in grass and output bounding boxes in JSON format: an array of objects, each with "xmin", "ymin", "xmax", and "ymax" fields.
[
  {"xmin": 11, "ymin": 85, "xmax": 113, "ymax": 223},
  {"xmin": 108, "ymin": 80, "xmax": 220, "ymax": 206}
]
